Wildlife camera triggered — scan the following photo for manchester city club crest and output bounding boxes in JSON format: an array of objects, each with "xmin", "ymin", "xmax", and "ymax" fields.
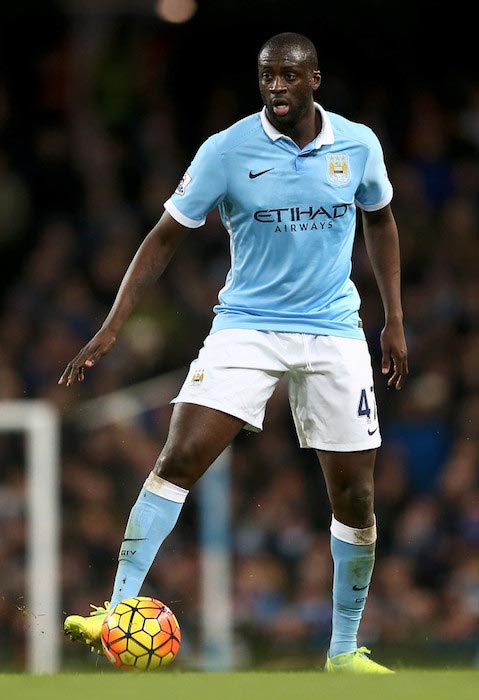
[
  {"xmin": 190, "ymin": 368, "xmax": 205, "ymax": 384},
  {"xmin": 327, "ymin": 153, "xmax": 351, "ymax": 185}
]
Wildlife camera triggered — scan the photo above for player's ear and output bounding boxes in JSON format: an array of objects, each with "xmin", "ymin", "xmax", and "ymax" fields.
[{"xmin": 312, "ymin": 70, "xmax": 321, "ymax": 91}]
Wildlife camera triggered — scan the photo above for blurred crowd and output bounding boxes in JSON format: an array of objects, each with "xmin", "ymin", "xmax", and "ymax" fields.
[{"xmin": 0, "ymin": 12, "xmax": 477, "ymax": 670}]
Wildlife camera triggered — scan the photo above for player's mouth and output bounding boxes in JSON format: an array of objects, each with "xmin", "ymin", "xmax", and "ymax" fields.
[{"xmin": 271, "ymin": 99, "xmax": 290, "ymax": 117}]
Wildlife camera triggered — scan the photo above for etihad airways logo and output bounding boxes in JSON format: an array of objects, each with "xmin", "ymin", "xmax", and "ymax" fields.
[{"xmin": 253, "ymin": 203, "xmax": 350, "ymax": 233}]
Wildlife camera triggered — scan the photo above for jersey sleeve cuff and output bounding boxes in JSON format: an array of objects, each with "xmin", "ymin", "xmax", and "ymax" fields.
[
  {"xmin": 164, "ymin": 199, "xmax": 206, "ymax": 228},
  {"xmin": 355, "ymin": 187, "xmax": 393, "ymax": 212}
]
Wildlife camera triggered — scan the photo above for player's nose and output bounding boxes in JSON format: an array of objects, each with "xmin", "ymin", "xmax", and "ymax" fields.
[{"xmin": 269, "ymin": 76, "xmax": 286, "ymax": 92}]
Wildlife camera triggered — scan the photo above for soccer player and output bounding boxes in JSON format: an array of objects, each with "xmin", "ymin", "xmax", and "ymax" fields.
[{"xmin": 60, "ymin": 32, "xmax": 408, "ymax": 672}]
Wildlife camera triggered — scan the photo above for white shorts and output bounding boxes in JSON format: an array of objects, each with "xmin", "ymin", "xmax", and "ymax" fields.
[{"xmin": 172, "ymin": 329, "xmax": 381, "ymax": 452}]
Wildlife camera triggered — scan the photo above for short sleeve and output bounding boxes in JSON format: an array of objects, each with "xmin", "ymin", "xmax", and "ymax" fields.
[
  {"xmin": 355, "ymin": 129, "xmax": 393, "ymax": 212},
  {"xmin": 164, "ymin": 135, "xmax": 227, "ymax": 228}
]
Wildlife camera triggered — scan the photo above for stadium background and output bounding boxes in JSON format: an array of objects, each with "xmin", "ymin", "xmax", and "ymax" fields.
[{"xmin": 0, "ymin": 0, "xmax": 477, "ymax": 671}]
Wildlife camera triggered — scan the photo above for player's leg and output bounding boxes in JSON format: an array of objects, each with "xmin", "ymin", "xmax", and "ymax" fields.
[
  {"xmin": 109, "ymin": 402, "xmax": 244, "ymax": 607},
  {"xmin": 317, "ymin": 449, "xmax": 391, "ymax": 672},
  {"xmin": 289, "ymin": 335, "xmax": 392, "ymax": 672}
]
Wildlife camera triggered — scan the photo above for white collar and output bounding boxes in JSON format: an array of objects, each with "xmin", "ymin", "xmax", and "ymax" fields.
[{"xmin": 260, "ymin": 102, "xmax": 335, "ymax": 149}]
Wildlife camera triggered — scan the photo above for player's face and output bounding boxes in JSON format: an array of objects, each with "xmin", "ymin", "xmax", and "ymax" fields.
[{"xmin": 258, "ymin": 48, "xmax": 321, "ymax": 131}]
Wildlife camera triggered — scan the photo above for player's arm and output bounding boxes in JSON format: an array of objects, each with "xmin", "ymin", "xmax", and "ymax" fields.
[
  {"xmin": 361, "ymin": 204, "xmax": 408, "ymax": 390},
  {"xmin": 58, "ymin": 211, "xmax": 188, "ymax": 387}
]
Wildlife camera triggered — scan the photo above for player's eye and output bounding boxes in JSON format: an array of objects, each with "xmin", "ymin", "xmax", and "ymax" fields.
[
  {"xmin": 262, "ymin": 72, "xmax": 272, "ymax": 81},
  {"xmin": 285, "ymin": 73, "xmax": 296, "ymax": 81}
]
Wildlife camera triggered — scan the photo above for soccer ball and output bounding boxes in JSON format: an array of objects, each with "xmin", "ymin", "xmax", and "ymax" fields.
[{"xmin": 101, "ymin": 596, "xmax": 181, "ymax": 670}]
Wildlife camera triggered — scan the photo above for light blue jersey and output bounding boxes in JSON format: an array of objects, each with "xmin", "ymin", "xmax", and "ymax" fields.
[{"xmin": 164, "ymin": 104, "xmax": 392, "ymax": 338}]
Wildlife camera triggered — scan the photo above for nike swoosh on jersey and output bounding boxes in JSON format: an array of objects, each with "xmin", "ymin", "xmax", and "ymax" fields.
[
  {"xmin": 249, "ymin": 168, "xmax": 274, "ymax": 179},
  {"xmin": 368, "ymin": 427, "xmax": 378, "ymax": 435}
]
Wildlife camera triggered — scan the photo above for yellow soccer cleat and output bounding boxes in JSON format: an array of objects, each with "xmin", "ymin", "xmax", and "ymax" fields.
[
  {"xmin": 64, "ymin": 602, "xmax": 110, "ymax": 654},
  {"xmin": 325, "ymin": 646, "xmax": 395, "ymax": 673}
]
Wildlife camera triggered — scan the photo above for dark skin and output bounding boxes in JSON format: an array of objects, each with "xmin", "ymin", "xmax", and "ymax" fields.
[{"xmin": 59, "ymin": 45, "xmax": 408, "ymax": 529}]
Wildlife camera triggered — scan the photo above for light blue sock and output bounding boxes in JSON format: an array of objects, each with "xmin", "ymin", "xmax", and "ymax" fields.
[
  {"xmin": 329, "ymin": 515, "xmax": 376, "ymax": 658},
  {"xmin": 110, "ymin": 472, "xmax": 188, "ymax": 608}
]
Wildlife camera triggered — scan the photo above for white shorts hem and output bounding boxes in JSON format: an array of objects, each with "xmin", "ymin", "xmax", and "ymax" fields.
[
  {"xmin": 170, "ymin": 397, "xmax": 262, "ymax": 432},
  {"xmin": 299, "ymin": 437, "xmax": 382, "ymax": 451}
]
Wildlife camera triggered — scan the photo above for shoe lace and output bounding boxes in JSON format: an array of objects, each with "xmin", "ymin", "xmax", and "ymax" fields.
[
  {"xmin": 89, "ymin": 601, "xmax": 110, "ymax": 617},
  {"xmin": 355, "ymin": 647, "xmax": 372, "ymax": 657}
]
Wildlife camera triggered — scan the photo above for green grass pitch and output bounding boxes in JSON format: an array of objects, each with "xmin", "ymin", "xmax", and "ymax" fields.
[{"xmin": 1, "ymin": 671, "xmax": 478, "ymax": 700}]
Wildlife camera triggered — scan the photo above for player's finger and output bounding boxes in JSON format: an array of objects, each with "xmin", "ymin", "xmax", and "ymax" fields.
[
  {"xmin": 381, "ymin": 349, "xmax": 391, "ymax": 375},
  {"xmin": 65, "ymin": 365, "xmax": 78, "ymax": 387},
  {"xmin": 387, "ymin": 367, "xmax": 400, "ymax": 389},
  {"xmin": 58, "ymin": 368, "xmax": 68, "ymax": 385},
  {"xmin": 395, "ymin": 356, "xmax": 409, "ymax": 390},
  {"xmin": 387, "ymin": 356, "xmax": 408, "ymax": 390},
  {"xmin": 58, "ymin": 362, "xmax": 76, "ymax": 386},
  {"xmin": 62, "ymin": 359, "xmax": 83, "ymax": 387},
  {"xmin": 68, "ymin": 359, "xmax": 89, "ymax": 385}
]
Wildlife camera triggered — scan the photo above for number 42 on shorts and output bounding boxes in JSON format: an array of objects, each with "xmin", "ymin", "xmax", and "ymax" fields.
[{"xmin": 357, "ymin": 386, "xmax": 377, "ymax": 421}]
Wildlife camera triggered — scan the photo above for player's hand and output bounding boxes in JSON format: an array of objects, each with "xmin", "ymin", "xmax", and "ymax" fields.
[
  {"xmin": 380, "ymin": 320, "xmax": 408, "ymax": 390},
  {"xmin": 58, "ymin": 327, "xmax": 117, "ymax": 387}
]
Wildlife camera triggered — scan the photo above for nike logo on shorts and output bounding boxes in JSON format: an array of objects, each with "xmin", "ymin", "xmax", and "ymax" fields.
[{"xmin": 368, "ymin": 427, "xmax": 378, "ymax": 435}]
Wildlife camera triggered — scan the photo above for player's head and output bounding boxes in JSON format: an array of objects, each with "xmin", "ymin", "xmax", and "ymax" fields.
[
  {"xmin": 258, "ymin": 33, "xmax": 321, "ymax": 129},
  {"xmin": 259, "ymin": 33, "xmax": 319, "ymax": 72}
]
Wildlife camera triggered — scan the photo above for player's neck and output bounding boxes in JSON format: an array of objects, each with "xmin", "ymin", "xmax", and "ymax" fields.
[{"xmin": 283, "ymin": 105, "xmax": 321, "ymax": 150}]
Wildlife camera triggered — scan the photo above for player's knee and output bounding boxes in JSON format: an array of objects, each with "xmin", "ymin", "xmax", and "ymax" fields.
[
  {"xmin": 331, "ymin": 481, "xmax": 374, "ymax": 525},
  {"xmin": 350, "ymin": 484, "xmax": 374, "ymax": 520},
  {"xmin": 153, "ymin": 443, "xmax": 205, "ymax": 489}
]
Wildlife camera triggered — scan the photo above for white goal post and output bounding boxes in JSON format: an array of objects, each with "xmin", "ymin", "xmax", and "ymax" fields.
[{"xmin": 0, "ymin": 400, "xmax": 61, "ymax": 674}]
